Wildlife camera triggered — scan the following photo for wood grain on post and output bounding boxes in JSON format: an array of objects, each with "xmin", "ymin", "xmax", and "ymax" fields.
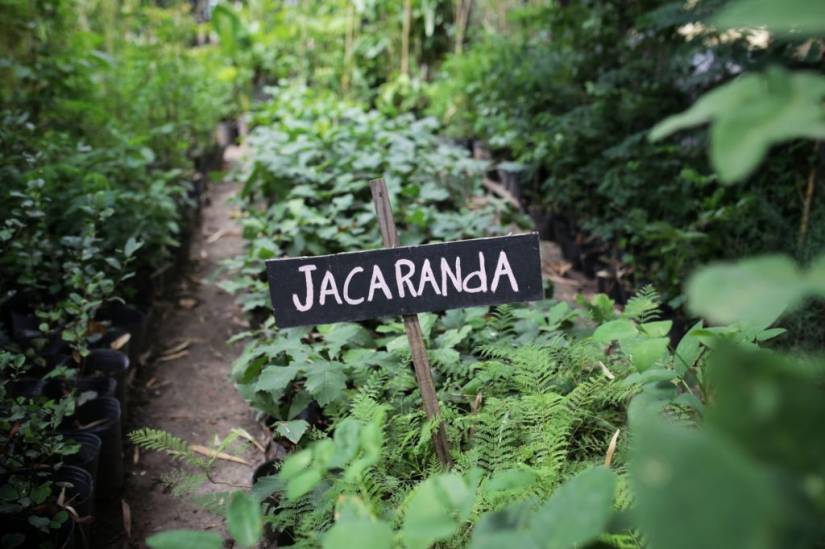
[{"xmin": 369, "ymin": 178, "xmax": 452, "ymax": 467}]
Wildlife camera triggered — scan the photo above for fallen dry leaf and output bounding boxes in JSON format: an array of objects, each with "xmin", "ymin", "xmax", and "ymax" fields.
[
  {"xmin": 161, "ymin": 338, "xmax": 191, "ymax": 355},
  {"xmin": 190, "ymin": 444, "xmax": 250, "ymax": 465},
  {"xmin": 206, "ymin": 227, "xmax": 228, "ymax": 243},
  {"xmin": 178, "ymin": 297, "xmax": 198, "ymax": 310},
  {"xmin": 122, "ymin": 499, "xmax": 132, "ymax": 538},
  {"xmin": 133, "ymin": 446, "xmax": 140, "ymax": 465},
  {"xmin": 232, "ymin": 427, "xmax": 266, "ymax": 453},
  {"xmin": 158, "ymin": 349, "xmax": 189, "ymax": 362},
  {"xmin": 110, "ymin": 332, "xmax": 131, "ymax": 350},
  {"xmin": 598, "ymin": 360, "xmax": 616, "ymax": 380},
  {"xmin": 604, "ymin": 429, "xmax": 621, "ymax": 467}
]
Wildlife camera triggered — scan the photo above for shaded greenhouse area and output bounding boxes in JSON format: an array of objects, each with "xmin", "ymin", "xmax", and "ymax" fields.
[{"xmin": 2, "ymin": 1, "xmax": 825, "ymax": 548}]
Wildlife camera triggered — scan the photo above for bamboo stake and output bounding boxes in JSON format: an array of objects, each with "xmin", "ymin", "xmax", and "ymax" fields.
[
  {"xmin": 369, "ymin": 178, "xmax": 452, "ymax": 467},
  {"xmin": 401, "ymin": 0, "xmax": 413, "ymax": 76},
  {"xmin": 799, "ymin": 141, "xmax": 820, "ymax": 250}
]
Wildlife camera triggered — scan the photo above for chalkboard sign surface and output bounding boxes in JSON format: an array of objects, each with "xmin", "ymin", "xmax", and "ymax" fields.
[{"xmin": 266, "ymin": 233, "xmax": 543, "ymax": 328}]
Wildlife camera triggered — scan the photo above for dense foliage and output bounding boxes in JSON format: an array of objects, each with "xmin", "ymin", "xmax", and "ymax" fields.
[
  {"xmin": 427, "ymin": 1, "xmax": 825, "ymax": 316},
  {"xmin": 4, "ymin": 0, "xmax": 825, "ymax": 548},
  {"xmin": 0, "ymin": 1, "xmax": 233, "ymax": 545}
]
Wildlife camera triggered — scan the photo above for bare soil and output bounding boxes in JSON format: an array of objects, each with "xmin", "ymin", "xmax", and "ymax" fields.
[{"xmin": 101, "ymin": 181, "xmax": 265, "ymax": 548}]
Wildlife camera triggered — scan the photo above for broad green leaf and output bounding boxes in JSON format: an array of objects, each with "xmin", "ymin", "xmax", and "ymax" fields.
[
  {"xmin": 622, "ymin": 336, "xmax": 670, "ymax": 372},
  {"xmin": 401, "ymin": 473, "xmax": 476, "ymax": 549},
  {"xmin": 592, "ymin": 319, "xmax": 638, "ymax": 343},
  {"xmin": 319, "ymin": 323, "xmax": 373, "ymax": 358},
  {"xmin": 808, "ymin": 255, "xmax": 825, "ymax": 294},
  {"xmin": 286, "ymin": 469, "xmax": 323, "ymax": 500},
  {"xmin": 651, "ymin": 68, "xmax": 825, "ymax": 182},
  {"xmin": 279, "ymin": 449, "xmax": 313, "ymax": 480},
  {"xmin": 630, "ymin": 417, "xmax": 780, "ymax": 549},
  {"xmin": 304, "ymin": 361, "xmax": 347, "ymax": 406},
  {"xmin": 639, "ymin": 320, "xmax": 672, "ymax": 338},
  {"xmin": 146, "ymin": 530, "xmax": 223, "ymax": 549},
  {"xmin": 226, "ymin": 492, "xmax": 262, "ymax": 548},
  {"xmin": 484, "ymin": 468, "xmax": 539, "ymax": 493},
  {"xmin": 714, "ymin": 0, "xmax": 825, "ymax": 35},
  {"xmin": 255, "ymin": 365, "xmax": 300, "ymax": 394},
  {"xmin": 276, "ymin": 419, "xmax": 310, "ymax": 444},
  {"xmin": 528, "ymin": 466, "xmax": 616, "ymax": 549},
  {"xmin": 470, "ymin": 506, "xmax": 536, "ymax": 549},
  {"xmin": 686, "ymin": 255, "xmax": 805, "ymax": 328},
  {"xmin": 323, "ymin": 518, "xmax": 394, "ymax": 549},
  {"xmin": 673, "ymin": 321, "xmax": 703, "ymax": 374},
  {"xmin": 328, "ymin": 418, "xmax": 362, "ymax": 469}
]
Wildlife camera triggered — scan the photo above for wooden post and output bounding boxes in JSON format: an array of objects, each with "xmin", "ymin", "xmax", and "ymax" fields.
[{"xmin": 370, "ymin": 178, "xmax": 452, "ymax": 467}]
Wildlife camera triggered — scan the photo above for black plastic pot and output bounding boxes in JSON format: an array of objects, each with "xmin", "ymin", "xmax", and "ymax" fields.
[
  {"xmin": 61, "ymin": 398, "xmax": 122, "ymax": 499},
  {"xmin": 0, "ymin": 514, "xmax": 75, "ymax": 549},
  {"xmin": 43, "ymin": 377, "xmax": 117, "ymax": 401},
  {"xmin": 54, "ymin": 465, "xmax": 94, "ymax": 519},
  {"xmin": 6, "ymin": 377, "xmax": 44, "ymax": 398},
  {"xmin": 82, "ymin": 350, "xmax": 129, "ymax": 425},
  {"xmin": 54, "ymin": 465, "xmax": 94, "ymax": 549},
  {"xmin": 64, "ymin": 432, "xmax": 102, "ymax": 488},
  {"xmin": 99, "ymin": 302, "xmax": 148, "ymax": 364},
  {"xmin": 91, "ymin": 328, "xmax": 132, "ymax": 364}
]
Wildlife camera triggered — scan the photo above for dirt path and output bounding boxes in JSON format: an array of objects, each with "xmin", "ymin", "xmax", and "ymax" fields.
[{"xmin": 118, "ymin": 181, "xmax": 264, "ymax": 547}]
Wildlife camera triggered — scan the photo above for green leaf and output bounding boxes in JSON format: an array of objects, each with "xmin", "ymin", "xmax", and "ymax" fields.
[
  {"xmin": 146, "ymin": 530, "xmax": 223, "ymax": 549},
  {"xmin": 528, "ymin": 466, "xmax": 616, "ymax": 549},
  {"xmin": 123, "ymin": 237, "xmax": 143, "ymax": 258},
  {"xmin": 673, "ymin": 321, "xmax": 704, "ymax": 374},
  {"xmin": 651, "ymin": 69, "xmax": 825, "ymax": 182},
  {"xmin": 630, "ymin": 416, "xmax": 780, "ymax": 549},
  {"xmin": 279, "ymin": 449, "xmax": 313, "ymax": 480},
  {"xmin": 286, "ymin": 469, "xmax": 323, "ymax": 500},
  {"xmin": 323, "ymin": 518, "xmax": 394, "ymax": 549},
  {"xmin": 319, "ymin": 323, "xmax": 373, "ymax": 359},
  {"xmin": 714, "ymin": 0, "xmax": 825, "ymax": 36},
  {"xmin": 401, "ymin": 473, "xmax": 476, "ymax": 549},
  {"xmin": 484, "ymin": 468, "xmax": 539, "ymax": 493},
  {"xmin": 255, "ymin": 365, "xmax": 301, "ymax": 395},
  {"xmin": 639, "ymin": 320, "xmax": 672, "ymax": 338},
  {"xmin": 622, "ymin": 336, "xmax": 670, "ymax": 372},
  {"xmin": 226, "ymin": 491, "xmax": 262, "ymax": 547},
  {"xmin": 592, "ymin": 319, "xmax": 638, "ymax": 343},
  {"xmin": 304, "ymin": 361, "xmax": 347, "ymax": 406},
  {"xmin": 686, "ymin": 255, "xmax": 806, "ymax": 328},
  {"xmin": 275, "ymin": 419, "xmax": 310, "ymax": 444}
]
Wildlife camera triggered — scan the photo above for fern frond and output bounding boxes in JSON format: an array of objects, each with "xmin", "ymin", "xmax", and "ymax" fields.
[
  {"xmin": 129, "ymin": 427, "xmax": 197, "ymax": 464},
  {"xmin": 623, "ymin": 285, "xmax": 661, "ymax": 322}
]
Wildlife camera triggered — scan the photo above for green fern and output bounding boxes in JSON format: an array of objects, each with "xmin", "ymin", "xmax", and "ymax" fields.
[
  {"xmin": 622, "ymin": 285, "xmax": 661, "ymax": 322},
  {"xmin": 129, "ymin": 427, "xmax": 198, "ymax": 463}
]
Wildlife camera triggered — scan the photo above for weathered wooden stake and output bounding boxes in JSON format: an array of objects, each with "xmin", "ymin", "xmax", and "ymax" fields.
[{"xmin": 369, "ymin": 178, "xmax": 452, "ymax": 467}]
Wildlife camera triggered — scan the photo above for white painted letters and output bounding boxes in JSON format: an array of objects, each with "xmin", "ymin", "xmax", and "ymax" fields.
[
  {"xmin": 395, "ymin": 259, "xmax": 418, "ymax": 298},
  {"xmin": 441, "ymin": 257, "xmax": 462, "ymax": 295},
  {"xmin": 293, "ymin": 265, "xmax": 317, "ymax": 312},
  {"xmin": 319, "ymin": 270, "xmax": 343, "ymax": 306},
  {"xmin": 343, "ymin": 266, "xmax": 365, "ymax": 305},
  {"xmin": 462, "ymin": 252, "xmax": 488, "ymax": 293},
  {"xmin": 417, "ymin": 259, "xmax": 442, "ymax": 296},
  {"xmin": 367, "ymin": 265, "xmax": 393, "ymax": 302},
  {"xmin": 490, "ymin": 251, "xmax": 519, "ymax": 293}
]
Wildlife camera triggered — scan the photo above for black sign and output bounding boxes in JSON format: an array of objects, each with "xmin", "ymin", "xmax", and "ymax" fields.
[{"xmin": 266, "ymin": 233, "xmax": 543, "ymax": 328}]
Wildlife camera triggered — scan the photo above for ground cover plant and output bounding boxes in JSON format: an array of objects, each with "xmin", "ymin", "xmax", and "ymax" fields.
[
  {"xmin": 135, "ymin": 1, "xmax": 825, "ymax": 548},
  {"xmin": 4, "ymin": 0, "xmax": 825, "ymax": 547}
]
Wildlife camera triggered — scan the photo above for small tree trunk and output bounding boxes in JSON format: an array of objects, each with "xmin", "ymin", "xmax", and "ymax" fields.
[
  {"xmin": 401, "ymin": 0, "xmax": 413, "ymax": 76},
  {"xmin": 454, "ymin": 0, "xmax": 473, "ymax": 54}
]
